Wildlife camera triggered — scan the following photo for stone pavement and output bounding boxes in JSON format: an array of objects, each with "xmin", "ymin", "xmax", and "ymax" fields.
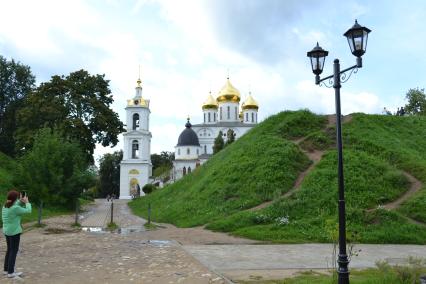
[
  {"xmin": 184, "ymin": 243, "xmax": 426, "ymax": 281},
  {"xmin": 81, "ymin": 199, "xmax": 145, "ymax": 229},
  {"xmin": 2, "ymin": 199, "xmax": 425, "ymax": 283}
]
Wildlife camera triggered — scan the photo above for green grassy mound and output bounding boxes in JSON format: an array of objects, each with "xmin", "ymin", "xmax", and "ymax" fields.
[
  {"xmin": 129, "ymin": 110, "xmax": 326, "ymax": 227},
  {"xmin": 130, "ymin": 111, "xmax": 426, "ymax": 243}
]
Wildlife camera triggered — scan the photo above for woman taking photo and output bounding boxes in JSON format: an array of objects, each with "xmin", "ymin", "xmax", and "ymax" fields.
[{"xmin": 2, "ymin": 190, "xmax": 31, "ymax": 279}]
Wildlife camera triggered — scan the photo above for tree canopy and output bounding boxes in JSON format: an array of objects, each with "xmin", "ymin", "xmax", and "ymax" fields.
[
  {"xmin": 97, "ymin": 150, "xmax": 122, "ymax": 198},
  {"xmin": 15, "ymin": 69, "xmax": 124, "ymax": 163},
  {"xmin": 0, "ymin": 56, "xmax": 35, "ymax": 156},
  {"xmin": 213, "ymin": 131, "xmax": 224, "ymax": 154},
  {"xmin": 405, "ymin": 88, "xmax": 426, "ymax": 116},
  {"xmin": 14, "ymin": 128, "xmax": 95, "ymax": 208}
]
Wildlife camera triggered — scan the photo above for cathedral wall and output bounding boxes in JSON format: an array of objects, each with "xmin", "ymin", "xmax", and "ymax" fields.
[
  {"xmin": 217, "ymin": 102, "xmax": 240, "ymax": 122},
  {"xmin": 175, "ymin": 145, "xmax": 201, "ymax": 160},
  {"xmin": 172, "ymin": 160, "xmax": 199, "ymax": 181}
]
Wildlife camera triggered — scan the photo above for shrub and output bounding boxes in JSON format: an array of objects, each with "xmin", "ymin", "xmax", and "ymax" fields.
[{"xmin": 142, "ymin": 184, "xmax": 156, "ymax": 195}]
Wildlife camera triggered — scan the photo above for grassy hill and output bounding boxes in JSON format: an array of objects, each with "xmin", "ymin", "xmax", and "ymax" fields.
[{"xmin": 129, "ymin": 111, "xmax": 426, "ymax": 244}]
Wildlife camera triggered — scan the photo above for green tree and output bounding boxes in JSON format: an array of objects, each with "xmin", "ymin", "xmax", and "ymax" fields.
[
  {"xmin": 98, "ymin": 150, "xmax": 122, "ymax": 198},
  {"xmin": 213, "ymin": 131, "xmax": 224, "ymax": 154},
  {"xmin": 405, "ymin": 88, "xmax": 426, "ymax": 115},
  {"xmin": 0, "ymin": 56, "xmax": 35, "ymax": 156},
  {"xmin": 226, "ymin": 129, "xmax": 236, "ymax": 145},
  {"xmin": 15, "ymin": 128, "xmax": 95, "ymax": 223},
  {"xmin": 151, "ymin": 151, "xmax": 174, "ymax": 181},
  {"xmin": 15, "ymin": 70, "xmax": 124, "ymax": 162}
]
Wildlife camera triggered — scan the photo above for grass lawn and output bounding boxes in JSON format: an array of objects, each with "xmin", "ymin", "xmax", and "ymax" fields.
[{"xmin": 129, "ymin": 111, "xmax": 426, "ymax": 243}]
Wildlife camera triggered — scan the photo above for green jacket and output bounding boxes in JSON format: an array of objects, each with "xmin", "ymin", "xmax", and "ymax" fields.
[{"xmin": 2, "ymin": 201, "xmax": 32, "ymax": 236}]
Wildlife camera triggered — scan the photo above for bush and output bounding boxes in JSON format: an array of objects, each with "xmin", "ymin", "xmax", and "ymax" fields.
[{"xmin": 142, "ymin": 184, "xmax": 156, "ymax": 195}]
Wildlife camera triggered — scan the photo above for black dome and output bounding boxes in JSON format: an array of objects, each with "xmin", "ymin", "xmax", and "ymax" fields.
[{"xmin": 177, "ymin": 119, "xmax": 200, "ymax": 146}]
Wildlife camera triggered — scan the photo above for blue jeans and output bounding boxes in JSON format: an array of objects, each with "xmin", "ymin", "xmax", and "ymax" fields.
[{"xmin": 4, "ymin": 233, "xmax": 20, "ymax": 274}]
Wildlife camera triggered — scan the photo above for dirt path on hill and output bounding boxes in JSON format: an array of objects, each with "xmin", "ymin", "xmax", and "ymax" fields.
[
  {"xmin": 248, "ymin": 149, "xmax": 324, "ymax": 212},
  {"xmin": 368, "ymin": 171, "xmax": 426, "ymax": 227},
  {"xmin": 384, "ymin": 172, "xmax": 422, "ymax": 210}
]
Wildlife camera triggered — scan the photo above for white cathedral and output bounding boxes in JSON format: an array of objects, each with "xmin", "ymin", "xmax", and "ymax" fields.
[
  {"xmin": 119, "ymin": 78, "xmax": 152, "ymax": 199},
  {"xmin": 172, "ymin": 77, "xmax": 259, "ymax": 181}
]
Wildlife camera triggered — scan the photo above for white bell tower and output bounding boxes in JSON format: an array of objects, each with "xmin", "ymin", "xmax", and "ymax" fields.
[{"xmin": 119, "ymin": 77, "xmax": 152, "ymax": 199}]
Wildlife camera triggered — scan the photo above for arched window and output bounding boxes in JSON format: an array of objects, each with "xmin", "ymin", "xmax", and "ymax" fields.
[
  {"xmin": 188, "ymin": 167, "xmax": 192, "ymax": 173},
  {"xmin": 245, "ymin": 113, "xmax": 248, "ymax": 122},
  {"xmin": 256, "ymin": 113, "xmax": 257, "ymax": 123},
  {"xmin": 187, "ymin": 148, "xmax": 190, "ymax": 155},
  {"xmin": 132, "ymin": 140, "xmax": 139, "ymax": 158},
  {"xmin": 183, "ymin": 167, "xmax": 186, "ymax": 176},
  {"xmin": 132, "ymin": 114, "xmax": 140, "ymax": 130},
  {"xmin": 227, "ymin": 106, "xmax": 230, "ymax": 119},
  {"xmin": 220, "ymin": 107, "xmax": 222, "ymax": 120},
  {"xmin": 208, "ymin": 112, "xmax": 211, "ymax": 122},
  {"xmin": 251, "ymin": 112, "xmax": 254, "ymax": 122},
  {"xmin": 178, "ymin": 149, "xmax": 180, "ymax": 155},
  {"xmin": 196, "ymin": 149, "xmax": 199, "ymax": 155},
  {"xmin": 204, "ymin": 113, "xmax": 206, "ymax": 123},
  {"xmin": 214, "ymin": 113, "xmax": 216, "ymax": 121},
  {"xmin": 204, "ymin": 145, "xmax": 207, "ymax": 154},
  {"xmin": 235, "ymin": 107, "xmax": 238, "ymax": 120}
]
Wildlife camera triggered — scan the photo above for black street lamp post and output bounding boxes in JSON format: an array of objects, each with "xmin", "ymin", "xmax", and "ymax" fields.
[{"xmin": 307, "ymin": 20, "xmax": 371, "ymax": 284}]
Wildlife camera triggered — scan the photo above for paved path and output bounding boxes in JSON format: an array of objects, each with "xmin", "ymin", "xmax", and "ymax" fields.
[
  {"xmin": 81, "ymin": 199, "xmax": 147, "ymax": 229},
  {"xmin": 4, "ymin": 199, "xmax": 425, "ymax": 283},
  {"xmin": 184, "ymin": 243, "xmax": 426, "ymax": 281}
]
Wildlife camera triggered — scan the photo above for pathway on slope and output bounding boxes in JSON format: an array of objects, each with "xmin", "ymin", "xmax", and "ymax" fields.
[
  {"xmin": 369, "ymin": 171, "xmax": 426, "ymax": 227},
  {"xmin": 384, "ymin": 172, "xmax": 422, "ymax": 210},
  {"xmin": 246, "ymin": 114, "xmax": 348, "ymax": 212}
]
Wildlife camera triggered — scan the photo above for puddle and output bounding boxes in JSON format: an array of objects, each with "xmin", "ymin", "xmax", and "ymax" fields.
[
  {"xmin": 117, "ymin": 225, "xmax": 146, "ymax": 235},
  {"xmin": 148, "ymin": 240, "xmax": 172, "ymax": 247},
  {"xmin": 81, "ymin": 227, "xmax": 105, "ymax": 233},
  {"xmin": 81, "ymin": 225, "xmax": 146, "ymax": 235}
]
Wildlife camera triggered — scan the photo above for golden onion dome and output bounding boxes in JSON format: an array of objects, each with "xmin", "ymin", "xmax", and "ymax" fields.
[
  {"xmin": 202, "ymin": 92, "xmax": 218, "ymax": 110},
  {"xmin": 242, "ymin": 93, "xmax": 259, "ymax": 110},
  {"xmin": 216, "ymin": 78, "xmax": 240, "ymax": 103}
]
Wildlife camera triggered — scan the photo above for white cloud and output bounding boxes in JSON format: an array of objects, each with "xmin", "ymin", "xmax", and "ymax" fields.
[{"xmin": 295, "ymin": 80, "xmax": 381, "ymax": 115}]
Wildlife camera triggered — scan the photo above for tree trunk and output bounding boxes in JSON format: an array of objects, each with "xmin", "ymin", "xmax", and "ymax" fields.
[
  {"xmin": 74, "ymin": 198, "xmax": 79, "ymax": 225},
  {"xmin": 37, "ymin": 200, "xmax": 43, "ymax": 226}
]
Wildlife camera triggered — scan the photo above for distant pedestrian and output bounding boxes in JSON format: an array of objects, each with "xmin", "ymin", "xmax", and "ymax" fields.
[
  {"xmin": 106, "ymin": 194, "xmax": 110, "ymax": 202},
  {"xmin": 400, "ymin": 106, "xmax": 405, "ymax": 116},
  {"xmin": 396, "ymin": 107, "xmax": 400, "ymax": 116},
  {"xmin": 2, "ymin": 190, "xmax": 32, "ymax": 279}
]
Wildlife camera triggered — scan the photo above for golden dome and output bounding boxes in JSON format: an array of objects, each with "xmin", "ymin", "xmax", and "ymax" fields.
[
  {"xmin": 217, "ymin": 78, "xmax": 240, "ymax": 103},
  {"xmin": 242, "ymin": 93, "xmax": 259, "ymax": 110},
  {"xmin": 202, "ymin": 92, "xmax": 218, "ymax": 110},
  {"xmin": 127, "ymin": 98, "xmax": 148, "ymax": 107}
]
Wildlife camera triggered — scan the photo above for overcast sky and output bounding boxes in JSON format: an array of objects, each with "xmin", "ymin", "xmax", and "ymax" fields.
[{"xmin": 1, "ymin": 0, "xmax": 425, "ymax": 161}]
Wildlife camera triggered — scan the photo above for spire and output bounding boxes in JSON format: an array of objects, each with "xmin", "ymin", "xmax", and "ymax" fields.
[
  {"xmin": 185, "ymin": 116, "xmax": 192, "ymax": 128},
  {"xmin": 136, "ymin": 65, "xmax": 142, "ymax": 87}
]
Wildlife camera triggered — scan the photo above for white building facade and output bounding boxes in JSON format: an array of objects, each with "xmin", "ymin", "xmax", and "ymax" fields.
[
  {"xmin": 172, "ymin": 119, "xmax": 201, "ymax": 181},
  {"xmin": 119, "ymin": 78, "xmax": 152, "ymax": 199},
  {"xmin": 193, "ymin": 78, "xmax": 259, "ymax": 157},
  {"xmin": 172, "ymin": 78, "xmax": 259, "ymax": 181}
]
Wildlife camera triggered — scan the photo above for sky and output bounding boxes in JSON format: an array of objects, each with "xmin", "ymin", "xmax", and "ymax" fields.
[{"xmin": 1, "ymin": 0, "xmax": 426, "ymax": 161}]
